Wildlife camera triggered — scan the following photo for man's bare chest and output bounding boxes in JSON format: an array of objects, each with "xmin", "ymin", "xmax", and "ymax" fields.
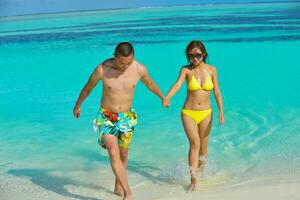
[{"xmin": 103, "ymin": 72, "xmax": 140, "ymax": 91}]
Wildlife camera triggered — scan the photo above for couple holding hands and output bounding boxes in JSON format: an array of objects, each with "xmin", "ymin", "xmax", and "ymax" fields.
[{"xmin": 73, "ymin": 41, "xmax": 224, "ymax": 200}]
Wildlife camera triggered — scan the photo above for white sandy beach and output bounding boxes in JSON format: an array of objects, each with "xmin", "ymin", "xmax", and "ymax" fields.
[
  {"xmin": 1, "ymin": 166, "xmax": 299, "ymax": 200},
  {"xmin": 1, "ymin": 179, "xmax": 299, "ymax": 200}
]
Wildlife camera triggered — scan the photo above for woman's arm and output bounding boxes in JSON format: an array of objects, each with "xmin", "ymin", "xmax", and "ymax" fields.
[
  {"xmin": 165, "ymin": 67, "xmax": 188, "ymax": 106},
  {"xmin": 211, "ymin": 66, "xmax": 224, "ymax": 124}
]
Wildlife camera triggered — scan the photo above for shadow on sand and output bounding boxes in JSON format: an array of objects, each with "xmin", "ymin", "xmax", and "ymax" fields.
[
  {"xmin": 78, "ymin": 149, "xmax": 185, "ymax": 187},
  {"xmin": 8, "ymin": 168, "xmax": 112, "ymax": 200}
]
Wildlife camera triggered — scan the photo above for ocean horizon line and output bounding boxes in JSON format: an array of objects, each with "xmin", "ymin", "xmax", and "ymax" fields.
[{"xmin": 0, "ymin": 0, "xmax": 297, "ymax": 19}]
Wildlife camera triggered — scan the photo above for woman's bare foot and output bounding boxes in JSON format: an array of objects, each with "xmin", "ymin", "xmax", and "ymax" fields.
[
  {"xmin": 198, "ymin": 155, "xmax": 207, "ymax": 169},
  {"xmin": 198, "ymin": 160, "xmax": 206, "ymax": 173},
  {"xmin": 188, "ymin": 176, "xmax": 197, "ymax": 191},
  {"xmin": 198, "ymin": 160, "xmax": 202, "ymax": 169},
  {"xmin": 198, "ymin": 156, "xmax": 207, "ymax": 174},
  {"xmin": 188, "ymin": 183, "xmax": 197, "ymax": 191}
]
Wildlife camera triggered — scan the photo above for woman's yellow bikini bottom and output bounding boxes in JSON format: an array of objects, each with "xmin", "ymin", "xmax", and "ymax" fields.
[{"xmin": 182, "ymin": 108, "xmax": 212, "ymax": 124}]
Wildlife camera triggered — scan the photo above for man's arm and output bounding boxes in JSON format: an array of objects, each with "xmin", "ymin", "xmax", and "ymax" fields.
[
  {"xmin": 139, "ymin": 64, "xmax": 165, "ymax": 101},
  {"xmin": 73, "ymin": 65, "xmax": 103, "ymax": 118}
]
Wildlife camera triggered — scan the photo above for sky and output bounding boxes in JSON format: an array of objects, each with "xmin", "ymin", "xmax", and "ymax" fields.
[{"xmin": 0, "ymin": 0, "xmax": 296, "ymax": 17}]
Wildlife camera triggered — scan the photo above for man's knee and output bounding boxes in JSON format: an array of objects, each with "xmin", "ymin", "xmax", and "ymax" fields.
[
  {"xmin": 119, "ymin": 148, "xmax": 128, "ymax": 161},
  {"xmin": 102, "ymin": 135, "xmax": 117, "ymax": 149},
  {"xmin": 103, "ymin": 137, "xmax": 119, "ymax": 159},
  {"xmin": 108, "ymin": 147, "xmax": 120, "ymax": 162}
]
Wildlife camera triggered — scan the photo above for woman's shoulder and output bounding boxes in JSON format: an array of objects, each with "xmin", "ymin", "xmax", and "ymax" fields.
[
  {"xmin": 205, "ymin": 64, "xmax": 217, "ymax": 74},
  {"xmin": 181, "ymin": 64, "xmax": 192, "ymax": 71},
  {"xmin": 179, "ymin": 65, "xmax": 192, "ymax": 76}
]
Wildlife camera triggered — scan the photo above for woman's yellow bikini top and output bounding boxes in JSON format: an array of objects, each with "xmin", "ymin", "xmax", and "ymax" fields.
[{"xmin": 187, "ymin": 71, "xmax": 214, "ymax": 91}]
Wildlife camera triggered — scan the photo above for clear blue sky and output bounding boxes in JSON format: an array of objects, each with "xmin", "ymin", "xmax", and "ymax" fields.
[{"xmin": 0, "ymin": 0, "xmax": 294, "ymax": 17}]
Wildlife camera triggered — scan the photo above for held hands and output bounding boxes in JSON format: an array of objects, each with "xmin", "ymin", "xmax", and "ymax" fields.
[
  {"xmin": 73, "ymin": 105, "xmax": 81, "ymax": 118},
  {"xmin": 162, "ymin": 96, "xmax": 170, "ymax": 108},
  {"xmin": 219, "ymin": 112, "xmax": 224, "ymax": 124}
]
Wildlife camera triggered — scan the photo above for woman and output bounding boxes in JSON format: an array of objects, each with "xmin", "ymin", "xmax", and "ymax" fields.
[{"xmin": 165, "ymin": 40, "xmax": 224, "ymax": 191}]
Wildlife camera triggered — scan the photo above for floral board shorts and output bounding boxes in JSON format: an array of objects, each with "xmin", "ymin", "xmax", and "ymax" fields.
[{"xmin": 93, "ymin": 107, "xmax": 138, "ymax": 149}]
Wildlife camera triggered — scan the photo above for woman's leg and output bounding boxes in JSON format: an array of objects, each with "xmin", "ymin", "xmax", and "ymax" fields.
[
  {"xmin": 181, "ymin": 113, "xmax": 200, "ymax": 191},
  {"xmin": 198, "ymin": 113, "xmax": 212, "ymax": 170}
]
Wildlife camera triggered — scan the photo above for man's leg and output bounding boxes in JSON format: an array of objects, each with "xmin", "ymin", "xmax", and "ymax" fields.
[
  {"xmin": 102, "ymin": 135, "xmax": 132, "ymax": 200},
  {"xmin": 114, "ymin": 148, "xmax": 129, "ymax": 196}
]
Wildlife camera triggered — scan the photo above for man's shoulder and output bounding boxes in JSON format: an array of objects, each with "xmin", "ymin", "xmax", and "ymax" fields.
[
  {"xmin": 102, "ymin": 58, "xmax": 114, "ymax": 69},
  {"xmin": 92, "ymin": 58, "xmax": 114, "ymax": 75},
  {"xmin": 134, "ymin": 60, "xmax": 146, "ymax": 69},
  {"xmin": 134, "ymin": 60, "xmax": 147, "ymax": 76}
]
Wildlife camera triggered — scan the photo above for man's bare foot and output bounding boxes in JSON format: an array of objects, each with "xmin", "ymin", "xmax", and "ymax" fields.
[
  {"xmin": 123, "ymin": 193, "xmax": 132, "ymax": 200},
  {"xmin": 114, "ymin": 187, "xmax": 124, "ymax": 196}
]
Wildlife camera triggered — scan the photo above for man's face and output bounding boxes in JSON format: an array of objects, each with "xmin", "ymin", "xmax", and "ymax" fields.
[{"xmin": 115, "ymin": 54, "xmax": 134, "ymax": 70}]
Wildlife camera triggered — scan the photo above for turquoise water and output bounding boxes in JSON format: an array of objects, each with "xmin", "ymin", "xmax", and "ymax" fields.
[{"xmin": 1, "ymin": 2, "xmax": 300, "ymax": 199}]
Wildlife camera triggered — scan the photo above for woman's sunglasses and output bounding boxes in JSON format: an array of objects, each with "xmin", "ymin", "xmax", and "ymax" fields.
[{"xmin": 188, "ymin": 53, "xmax": 202, "ymax": 60}]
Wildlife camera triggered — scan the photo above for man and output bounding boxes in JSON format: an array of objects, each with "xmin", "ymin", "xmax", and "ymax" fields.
[{"xmin": 73, "ymin": 42, "xmax": 167, "ymax": 200}]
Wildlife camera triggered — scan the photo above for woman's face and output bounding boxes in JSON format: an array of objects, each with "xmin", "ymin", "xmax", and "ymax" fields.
[{"xmin": 187, "ymin": 47, "xmax": 203, "ymax": 66}]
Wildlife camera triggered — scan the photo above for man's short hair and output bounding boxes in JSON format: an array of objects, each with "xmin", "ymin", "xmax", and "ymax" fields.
[{"xmin": 114, "ymin": 42, "xmax": 134, "ymax": 57}]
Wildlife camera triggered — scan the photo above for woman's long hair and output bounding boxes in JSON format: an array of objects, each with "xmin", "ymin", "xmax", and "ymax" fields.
[{"xmin": 185, "ymin": 40, "xmax": 208, "ymax": 63}]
